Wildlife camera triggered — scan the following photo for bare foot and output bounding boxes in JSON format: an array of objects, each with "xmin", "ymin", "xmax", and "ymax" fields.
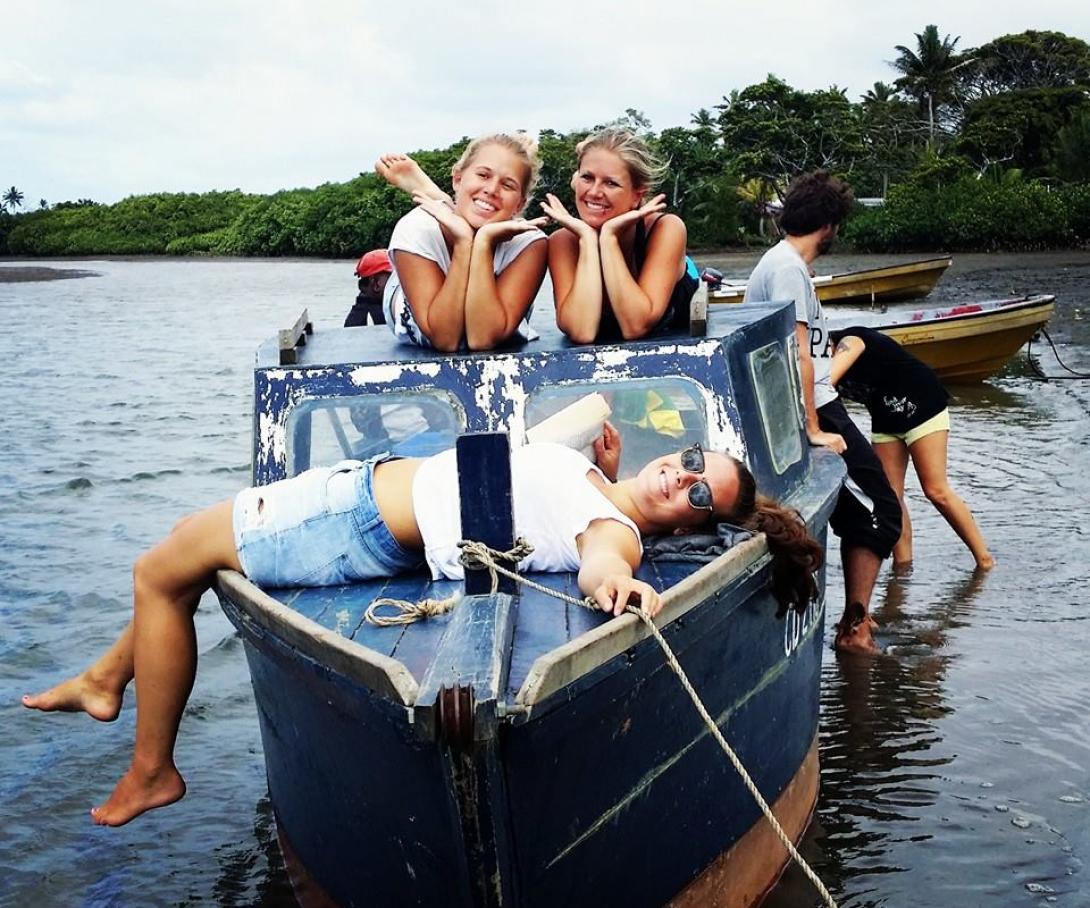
[
  {"xmin": 376, "ymin": 153, "xmax": 450, "ymax": 203},
  {"xmin": 22, "ymin": 672, "xmax": 124, "ymax": 722},
  {"xmin": 835, "ymin": 624, "xmax": 881, "ymax": 655},
  {"xmin": 891, "ymin": 559, "xmax": 914, "ymax": 577},
  {"xmin": 91, "ymin": 762, "xmax": 186, "ymax": 827},
  {"xmin": 834, "ymin": 602, "xmax": 881, "ymax": 655}
]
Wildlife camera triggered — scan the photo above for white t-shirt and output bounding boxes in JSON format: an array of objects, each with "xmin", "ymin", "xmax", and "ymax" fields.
[
  {"xmin": 411, "ymin": 443, "xmax": 641, "ymax": 580},
  {"xmin": 744, "ymin": 240, "xmax": 837, "ymax": 409},
  {"xmin": 383, "ymin": 206, "xmax": 545, "ymax": 349}
]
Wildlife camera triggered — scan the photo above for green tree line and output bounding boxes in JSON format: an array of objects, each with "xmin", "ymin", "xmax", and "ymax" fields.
[{"xmin": 4, "ymin": 26, "xmax": 1090, "ymax": 256}]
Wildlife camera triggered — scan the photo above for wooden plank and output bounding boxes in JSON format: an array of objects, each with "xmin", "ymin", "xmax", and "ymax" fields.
[
  {"xmin": 215, "ymin": 569, "xmax": 419, "ymax": 706},
  {"xmin": 456, "ymin": 433, "xmax": 516, "ymax": 595},
  {"xmin": 278, "ymin": 308, "xmax": 312, "ymax": 365},
  {"xmin": 690, "ymin": 280, "xmax": 708, "ymax": 337},
  {"xmin": 507, "ymin": 572, "xmax": 585, "ymax": 696},
  {"xmin": 382, "ymin": 576, "xmax": 461, "ymax": 681},
  {"xmin": 516, "ymin": 536, "xmax": 771, "ymax": 707}
]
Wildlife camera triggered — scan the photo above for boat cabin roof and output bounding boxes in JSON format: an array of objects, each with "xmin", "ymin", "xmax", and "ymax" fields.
[
  {"xmin": 257, "ymin": 305, "xmax": 776, "ymax": 370},
  {"xmin": 232, "ymin": 299, "xmax": 840, "ymax": 713}
]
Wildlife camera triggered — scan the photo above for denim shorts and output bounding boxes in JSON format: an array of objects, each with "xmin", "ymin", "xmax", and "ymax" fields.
[{"xmin": 233, "ymin": 455, "xmax": 422, "ymax": 588}]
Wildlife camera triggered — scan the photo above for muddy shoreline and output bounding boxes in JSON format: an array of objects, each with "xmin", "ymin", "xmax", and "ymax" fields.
[{"xmin": 0, "ymin": 266, "xmax": 102, "ymax": 282}]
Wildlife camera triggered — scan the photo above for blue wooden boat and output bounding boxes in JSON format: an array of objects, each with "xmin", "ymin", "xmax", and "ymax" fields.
[{"xmin": 214, "ymin": 302, "xmax": 845, "ymax": 908}]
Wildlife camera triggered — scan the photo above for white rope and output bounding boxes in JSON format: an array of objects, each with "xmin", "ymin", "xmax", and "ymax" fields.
[{"xmin": 365, "ymin": 538, "xmax": 838, "ymax": 907}]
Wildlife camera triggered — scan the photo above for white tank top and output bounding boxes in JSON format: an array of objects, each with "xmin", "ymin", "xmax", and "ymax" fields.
[{"xmin": 411, "ymin": 443, "xmax": 641, "ymax": 580}]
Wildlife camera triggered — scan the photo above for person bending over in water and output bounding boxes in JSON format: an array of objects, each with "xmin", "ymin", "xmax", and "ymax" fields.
[
  {"xmin": 829, "ymin": 326, "xmax": 994, "ymax": 571},
  {"xmin": 24, "ymin": 434, "xmax": 821, "ymax": 827},
  {"xmin": 379, "ymin": 127, "xmax": 699, "ymax": 344},
  {"xmin": 376, "ymin": 132, "xmax": 548, "ymax": 352}
]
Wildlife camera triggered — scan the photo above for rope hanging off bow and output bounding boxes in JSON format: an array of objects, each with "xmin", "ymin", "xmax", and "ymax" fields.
[{"xmin": 363, "ymin": 538, "xmax": 838, "ymax": 908}]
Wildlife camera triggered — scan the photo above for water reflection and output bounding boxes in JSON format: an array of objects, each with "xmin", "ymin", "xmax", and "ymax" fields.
[
  {"xmin": 211, "ymin": 796, "xmax": 295, "ymax": 906},
  {"xmin": 767, "ymin": 571, "xmax": 989, "ymax": 907}
]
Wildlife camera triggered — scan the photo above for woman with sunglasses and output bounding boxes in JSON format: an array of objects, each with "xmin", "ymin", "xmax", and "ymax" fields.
[{"xmin": 24, "ymin": 431, "xmax": 821, "ymax": 828}]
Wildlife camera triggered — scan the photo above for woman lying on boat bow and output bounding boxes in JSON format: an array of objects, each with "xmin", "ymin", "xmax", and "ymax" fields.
[{"xmin": 24, "ymin": 432, "xmax": 820, "ymax": 828}]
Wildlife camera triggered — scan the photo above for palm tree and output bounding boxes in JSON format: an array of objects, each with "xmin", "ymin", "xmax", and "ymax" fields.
[
  {"xmin": 2, "ymin": 186, "xmax": 25, "ymax": 210},
  {"xmin": 891, "ymin": 25, "xmax": 969, "ymax": 143},
  {"xmin": 862, "ymin": 82, "xmax": 898, "ymax": 105},
  {"xmin": 39, "ymin": 199, "xmax": 49, "ymax": 210}
]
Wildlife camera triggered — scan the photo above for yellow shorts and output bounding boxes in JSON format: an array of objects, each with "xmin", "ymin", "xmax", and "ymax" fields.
[{"xmin": 872, "ymin": 408, "xmax": 950, "ymax": 447}]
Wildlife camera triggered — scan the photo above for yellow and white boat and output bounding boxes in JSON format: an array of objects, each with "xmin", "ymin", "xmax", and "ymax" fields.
[
  {"xmin": 843, "ymin": 294, "xmax": 1056, "ymax": 383},
  {"xmin": 711, "ymin": 257, "xmax": 953, "ymax": 306}
]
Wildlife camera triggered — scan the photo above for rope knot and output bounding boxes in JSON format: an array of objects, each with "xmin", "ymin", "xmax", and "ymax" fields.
[
  {"xmin": 457, "ymin": 537, "xmax": 536, "ymax": 595},
  {"xmin": 458, "ymin": 537, "xmax": 535, "ymax": 570}
]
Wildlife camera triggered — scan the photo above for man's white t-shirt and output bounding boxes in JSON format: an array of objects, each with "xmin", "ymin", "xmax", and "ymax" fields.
[{"xmin": 744, "ymin": 239, "xmax": 837, "ymax": 409}]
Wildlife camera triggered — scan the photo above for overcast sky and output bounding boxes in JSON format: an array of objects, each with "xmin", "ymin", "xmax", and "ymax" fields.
[{"xmin": 3, "ymin": 1, "xmax": 1088, "ymax": 206}]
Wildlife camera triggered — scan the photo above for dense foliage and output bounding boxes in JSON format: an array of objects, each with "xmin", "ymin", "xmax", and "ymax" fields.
[
  {"xmin": 4, "ymin": 27, "xmax": 1089, "ymax": 256},
  {"xmin": 842, "ymin": 177, "xmax": 1090, "ymax": 250}
]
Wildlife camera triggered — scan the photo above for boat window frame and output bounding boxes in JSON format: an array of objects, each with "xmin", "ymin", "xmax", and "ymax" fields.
[
  {"xmin": 748, "ymin": 339, "xmax": 804, "ymax": 475},
  {"xmin": 285, "ymin": 389, "xmax": 466, "ymax": 476},
  {"xmin": 523, "ymin": 376, "xmax": 710, "ymax": 478}
]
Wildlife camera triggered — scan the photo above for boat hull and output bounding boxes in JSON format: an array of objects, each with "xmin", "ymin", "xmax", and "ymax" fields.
[
  {"xmin": 710, "ymin": 257, "xmax": 952, "ymax": 307},
  {"xmin": 217, "ymin": 522, "xmax": 832, "ymax": 908},
  {"xmin": 871, "ymin": 296, "xmax": 1055, "ymax": 382}
]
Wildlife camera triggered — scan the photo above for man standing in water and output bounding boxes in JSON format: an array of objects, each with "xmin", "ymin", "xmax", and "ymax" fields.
[{"xmin": 744, "ymin": 171, "xmax": 901, "ymax": 653}]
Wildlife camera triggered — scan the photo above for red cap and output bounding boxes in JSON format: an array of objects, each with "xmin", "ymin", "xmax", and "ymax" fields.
[{"xmin": 354, "ymin": 249, "xmax": 392, "ymax": 278}]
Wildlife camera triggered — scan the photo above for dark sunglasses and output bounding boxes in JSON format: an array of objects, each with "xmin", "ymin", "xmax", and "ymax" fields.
[{"xmin": 679, "ymin": 443, "xmax": 714, "ymax": 512}]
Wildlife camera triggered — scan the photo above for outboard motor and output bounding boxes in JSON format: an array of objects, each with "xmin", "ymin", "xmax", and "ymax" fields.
[{"xmin": 700, "ymin": 267, "xmax": 724, "ymax": 292}]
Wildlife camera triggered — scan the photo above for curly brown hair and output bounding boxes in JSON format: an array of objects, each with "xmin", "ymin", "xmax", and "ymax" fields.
[
  {"xmin": 779, "ymin": 171, "xmax": 854, "ymax": 237},
  {"xmin": 724, "ymin": 457, "xmax": 824, "ymax": 617}
]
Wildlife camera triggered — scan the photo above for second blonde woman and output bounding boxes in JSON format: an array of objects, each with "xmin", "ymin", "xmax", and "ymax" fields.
[{"xmin": 542, "ymin": 127, "xmax": 699, "ymax": 343}]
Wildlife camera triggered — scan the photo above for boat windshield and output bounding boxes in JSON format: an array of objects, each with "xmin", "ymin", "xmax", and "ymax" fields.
[
  {"xmin": 287, "ymin": 391, "xmax": 463, "ymax": 474},
  {"xmin": 526, "ymin": 378, "xmax": 706, "ymax": 479},
  {"xmin": 749, "ymin": 340, "xmax": 803, "ymax": 474}
]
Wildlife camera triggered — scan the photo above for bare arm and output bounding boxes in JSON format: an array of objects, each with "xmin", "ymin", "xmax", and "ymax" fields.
[
  {"xmin": 829, "ymin": 334, "xmax": 865, "ymax": 387},
  {"xmin": 599, "ymin": 200, "xmax": 687, "ymax": 340},
  {"xmin": 543, "ymin": 194, "xmax": 604, "ymax": 344},
  {"xmin": 592, "ymin": 421, "xmax": 621, "ymax": 483},
  {"xmin": 576, "ymin": 518, "xmax": 661, "ymax": 618},
  {"xmin": 796, "ymin": 321, "xmax": 846, "ymax": 453},
  {"xmin": 464, "ymin": 222, "xmax": 548, "ymax": 350},
  {"xmin": 393, "ymin": 200, "xmax": 474, "ymax": 352}
]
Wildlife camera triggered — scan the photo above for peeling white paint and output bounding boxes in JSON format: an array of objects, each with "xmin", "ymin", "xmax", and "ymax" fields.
[
  {"xmin": 335, "ymin": 609, "xmax": 351, "ymax": 635},
  {"xmin": 257, "ymin": 410, "xmax": 286, "ymax": 467},
  {"xmin": 472, "ymin": 357, "xmax": 527, "ymax": 432},
  {"xmin": 348, "ymin": 362, "xmax": 442, "ymax": 386},
  {"xmin": 592, "ymin": 347, "xmax": 641, "ymax": 370}
]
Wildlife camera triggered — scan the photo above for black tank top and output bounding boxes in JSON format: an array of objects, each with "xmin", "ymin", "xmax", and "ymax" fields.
[{"xmin": 594, "ymin": 216, "xmax": 698, "ymax": 343}]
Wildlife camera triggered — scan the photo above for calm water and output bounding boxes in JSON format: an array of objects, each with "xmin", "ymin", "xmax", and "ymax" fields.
[{"xmin": 1, "ymin": 253, "xmax": 1088, "ymax": 907}]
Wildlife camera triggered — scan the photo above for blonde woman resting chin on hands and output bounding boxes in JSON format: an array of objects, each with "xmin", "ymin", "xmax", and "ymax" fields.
[
  {"xmin": 542, "ymin": 127, "xmax": 699, "ymax": 344},
  {"xmin": 377, "ymin": 133, "xmax": 549, "ymax": 352}
]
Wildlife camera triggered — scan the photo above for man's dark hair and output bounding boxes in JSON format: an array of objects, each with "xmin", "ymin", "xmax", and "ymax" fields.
[{"xmin": 779, "ymin": 171, "xmax": 854, "ymax": 236}]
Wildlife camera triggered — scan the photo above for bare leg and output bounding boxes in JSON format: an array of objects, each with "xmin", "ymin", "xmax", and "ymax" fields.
[
  {"xmin": 835, "ymin": 543, "xmax": 883, "ymax": 654},
  {"xmin": 874, "ymin": 440, "xmax": 913, "ymax": 568},
  {"xmin": 90, "ymin": 499, "xmax": 242, "ymax": 826},
  {"xmin": 23, "ymin": 621, "xmax": 134, "ymax": 721},
  {"xmin": 22, "ymin": 512, "xmax": 204, "ymax": 720},
  {"xmin": 375, "ymin": 153, "xmax": 452, "ymax": 204},
  {"xmin": 910, "ymin": 430, "xmax": 995, "ymax": 570}
]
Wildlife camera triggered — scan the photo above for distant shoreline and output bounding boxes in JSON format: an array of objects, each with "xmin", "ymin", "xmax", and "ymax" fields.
[{"xmin": 0, "ymin": 266, "xmax": 102, "ymax": 283}]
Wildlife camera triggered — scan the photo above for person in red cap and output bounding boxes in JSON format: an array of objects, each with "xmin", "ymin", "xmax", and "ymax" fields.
[{"xmin": 345, "ymin": 249, "xmax": 393, "ymax": 327}]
